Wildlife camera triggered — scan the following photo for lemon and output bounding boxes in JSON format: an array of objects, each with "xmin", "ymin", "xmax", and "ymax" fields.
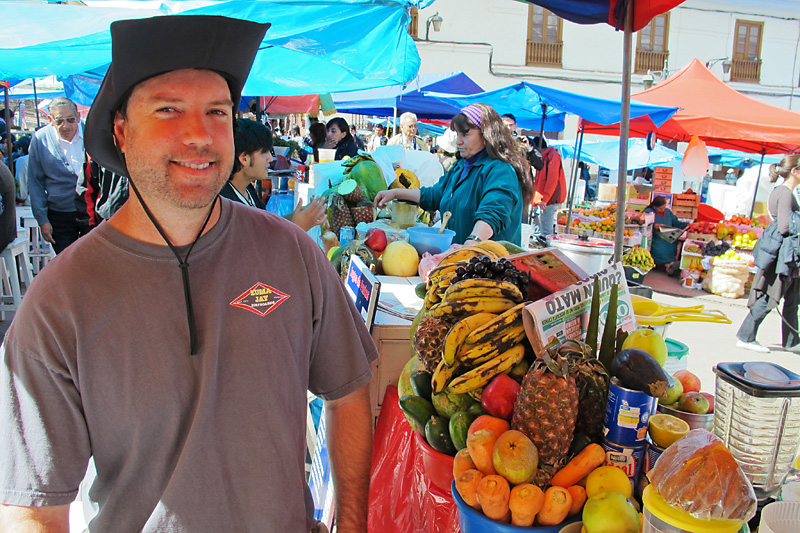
[
  {"xmin": 586, "ymin": 465, "xmax": 632, "ymax": 499},
  {"xmin": 648, "ymin": 413, "xmax": 690, "ymax": 449}
]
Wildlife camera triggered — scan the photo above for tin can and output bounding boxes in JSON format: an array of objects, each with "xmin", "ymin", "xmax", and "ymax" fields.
[
  {"xmin": 602, "ymin": 439, "xmax": 646, "ymax": 494},
  {"xmin": 339, "ymin": 226, "xmax": 355, "ymax": 248},
  {"xmin": 603, "ymin": 378, "xmax": 658, "ymax": 446},
  {"xmin": 643, "ymin": 438, "xmax": 665, "ymax": 475}
]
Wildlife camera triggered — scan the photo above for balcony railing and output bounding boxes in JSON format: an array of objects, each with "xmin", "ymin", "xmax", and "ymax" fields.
[
  {"xmin": 730, "ymin": 58, "xmax": 762, "ymax": 83},
  {"xmin": 634, "ymin": 50, "xmax": 669, "ymax": 74},
  {"xmin": 525, "ymin": 41, "xmax": 563, "ymax": 67}
]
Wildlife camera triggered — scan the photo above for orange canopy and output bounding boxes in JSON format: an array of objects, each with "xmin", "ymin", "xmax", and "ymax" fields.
[{"xmin": 582, "ymin": 59, "xmax": 800, "ymax": 154}]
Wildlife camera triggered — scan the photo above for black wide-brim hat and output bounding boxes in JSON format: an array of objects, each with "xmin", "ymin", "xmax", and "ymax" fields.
[{"xmin": 85, "ymin": 15, "xmax": 270, "ymax": 176}]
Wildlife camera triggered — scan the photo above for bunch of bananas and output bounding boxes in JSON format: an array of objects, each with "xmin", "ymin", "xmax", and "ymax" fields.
[
  {"xmin": 431, "ymin": 302, "xmax": 528, "ymax": 395},
  {"xmin": 424, "ymin": 242, "xmax": 509, "ymax": 309},
  {"xmin": 622, "ymin": 246, "xmax": 656, "ymax": 271}
]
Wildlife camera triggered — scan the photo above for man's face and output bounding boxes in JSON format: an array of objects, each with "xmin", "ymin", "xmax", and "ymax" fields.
[
  {"xmin": 51, "ymin": 106, "xmax": 79, "ymax": 142},
  {"xmin": 376, "ymin": 125, "xmax": 385, "ymax": 136},
  {"xmin": 502, "ymin": 117, "xmax": 517, "ymax": 135},
  {"xmin": 401, "ymin": 120, "xmax": 417, "ymax": 139},
  {"xmin": 113, "ymin": 69, "xmax": 234, "ymax": 211},
  {"xmin": 240, "ymin": 149, "xmax": 273, "ymax": 183}
]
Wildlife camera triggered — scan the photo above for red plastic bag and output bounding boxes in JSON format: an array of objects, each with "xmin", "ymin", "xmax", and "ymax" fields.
[{"xmin": 368, "ymin": 386, "xmax": 460, "ymax": 533}]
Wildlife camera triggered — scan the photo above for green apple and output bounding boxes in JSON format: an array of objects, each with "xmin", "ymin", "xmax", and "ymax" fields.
[
  {"xmin": 677, "ymin": 391, "xmax": 710, "ymax": 414},
  {"xmin": 658, "ymin": 376, "xmax": 683, "ymax": 405},
  {"xmin": 582, "ymin": 491, "xmax": 640, "ymax": 533},
  {"xmin": 621, "ymin": 328, "xmax": 668, "ymax": 366}
]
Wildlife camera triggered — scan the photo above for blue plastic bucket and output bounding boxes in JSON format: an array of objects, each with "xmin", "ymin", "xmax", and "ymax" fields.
[
  {"xmin": 602, "ymin": 439, "xmax": 646, "ymax": 495},
  {"xmin": 452, "ymin": 481, "xmax": 581, "ymax": 533},
  {"xmin": 603, "ymin": 379, "xmax": 658, "ymax": 446}
]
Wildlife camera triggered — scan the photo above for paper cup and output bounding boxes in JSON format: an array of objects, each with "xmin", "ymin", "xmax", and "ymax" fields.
[
  {"xmin": 521, "ymin": 223, "xmax": 534, "ymax": 248},
  {"xmin": 760, "ymin": 501, "xmax": 800, "ymax": 533},
  {"xmin": 318, "ymin": 148, "xmax": 336, "ymax": 163}
]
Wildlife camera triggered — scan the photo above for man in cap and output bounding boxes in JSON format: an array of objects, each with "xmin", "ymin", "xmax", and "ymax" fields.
[{"xmin": 0, "ymin": 15, "xmax": 375, "ymax": 532}]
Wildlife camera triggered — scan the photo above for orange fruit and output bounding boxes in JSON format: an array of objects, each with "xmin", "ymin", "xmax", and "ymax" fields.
[{"xmin": 648, "ymin": 413, "xmax": 690, "ymax": 449}]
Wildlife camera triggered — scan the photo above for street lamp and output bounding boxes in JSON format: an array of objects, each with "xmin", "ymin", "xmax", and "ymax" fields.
[
  {"xmin": 642, "ymin": 70, "xmax": 664, "ymax": 90},
  {"xmin": 706, "ymin": 57, "xmax": 732, "ymax": 75},
  {"xmin": 425, "ymin": 12, "xmax": 443, "ymax": 40}
]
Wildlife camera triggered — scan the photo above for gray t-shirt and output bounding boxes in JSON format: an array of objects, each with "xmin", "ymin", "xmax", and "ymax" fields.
[{"xmin": 0, "ymin": 199, "xmax": 378, "ymax": 531}]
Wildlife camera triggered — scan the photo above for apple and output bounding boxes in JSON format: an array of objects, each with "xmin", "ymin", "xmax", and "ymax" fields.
[
  {"xmin": 582, "ymin": 492, "xmax": 640, "ymax": 533},
  {"xmin": 621, "ymin": 328, "xmax": 668, "ymax": 366},
  {"xmin": 658, "ymin": 376, "xmax": 683, "ymax": 406},
  {"xmin": 673, "ymin": 370, "xmax": 701, "ymax": 393},
  {"xmin": 700, "ymin": 392, "xmax": 715, "ymax": 414},
  {"xmin": 481, "ymin": 374, "xmax": 521, "ymax": 420},
  {"xmin": 364, "ymin": 228, "xmax": 387, "ymax": 252},
  {"xmin": 492, "ymin": 430, "xmax": 539, "ymax": 485},
  {"xmin": 677, "ymin": 391, "xmax": 710, "ymax": 414}
]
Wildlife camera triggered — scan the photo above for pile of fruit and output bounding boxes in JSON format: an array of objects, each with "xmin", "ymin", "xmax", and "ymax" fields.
[
  {"xmin": 712, "ymin": 249, "xmax": 751, "ymax": 264},
  {"xmin": 726, "ymin": 214, "xmax": 765, "ymax": 228},
  {"xmin": 731, "ymin": 232, "xmax": 757, "ymax": 250},
  {"xmin": 658, "ymin": 369, "xmax": 715, "ymax": 416},
  {"xmin": 702, "ymin": 240, "xmax": 731, "ymax": 257},
  {"xmin": 685, "ymin": 221, "xmax": 716, "ymax": 235},
  {"xmin": 621, "ymin": 246, "xmax": 655, "ymax": 272}
]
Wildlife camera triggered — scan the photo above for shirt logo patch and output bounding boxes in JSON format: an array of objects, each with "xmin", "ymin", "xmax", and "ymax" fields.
[{"xmin": 230, "ymin": 283, "xmax": 290, "ymax": 317}]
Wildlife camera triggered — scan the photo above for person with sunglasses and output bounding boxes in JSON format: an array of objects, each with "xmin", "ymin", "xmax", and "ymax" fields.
[{"xmin": 27, "ymin": 97, "xmax": 93, "ymax": 253}]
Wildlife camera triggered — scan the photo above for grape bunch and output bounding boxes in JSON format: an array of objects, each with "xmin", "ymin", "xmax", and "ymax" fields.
[
  {"xmin": 703, "ymin": 240, "xmax": 730, "ymax": 257},
  {"xmin": 451, "ymin": 256, "xmax": 530, "ymax": 295}
]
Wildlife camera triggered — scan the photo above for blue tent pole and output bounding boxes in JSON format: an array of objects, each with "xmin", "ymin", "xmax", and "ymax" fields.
[
  {"xmin": 749, "ymin": 149, "xmax": 766, "ymax": 218},
  {"xmin": 32, "ymin": 79, "xmax": 41, "ymax": 128},
  {"xmin": 615, "ymin": 0, "xmax": 634, "ymax": 261},
  {"xmin": 565, "ymin": 126, "xmax": 586, "ymax": 235}
]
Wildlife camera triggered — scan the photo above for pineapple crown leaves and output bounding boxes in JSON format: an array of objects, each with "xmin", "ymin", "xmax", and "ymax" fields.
[{"xmin": 541, "ymin": 347, "xmax": 570, "ymax": 377}]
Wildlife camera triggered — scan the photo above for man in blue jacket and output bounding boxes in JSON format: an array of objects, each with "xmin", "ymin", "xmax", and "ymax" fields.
[{"xmin": 27, "ymin": 97, "xmax": 90, "ymax": 254}]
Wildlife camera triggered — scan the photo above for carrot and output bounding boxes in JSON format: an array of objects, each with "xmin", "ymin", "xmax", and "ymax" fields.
[
  {"xmin": 455, "ymin": 469, "xmax": 483, "ymax": 510},
  {"xmin": 566, "ymin": 485, "xmax": 587, "ymax": 517},
  {"xmin": 453, "ymin": 448, "xmax": 477, "ymax": 479},
  {"xmin": 466, "ymin": 429, "xmax": 498, "ymax": 476},
  {"xmin": 535, "ymin": 486, "xmax": 573, "ymax": 526},
  {"xmin": 550, "ymin": 443, "xmax": 606, "ymax": 488},
  {"xmin": 477, "ymin": 474, "xmax": 511, "ymax": 522},
  {"xmin": 508, "ymin": 483, "xmax": 544, "ymax": 526}
]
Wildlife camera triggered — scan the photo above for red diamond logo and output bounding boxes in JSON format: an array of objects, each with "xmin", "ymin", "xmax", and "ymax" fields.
[{"xmin": 230, "ymin": 283, "xmax": 290, "ymax": 317}]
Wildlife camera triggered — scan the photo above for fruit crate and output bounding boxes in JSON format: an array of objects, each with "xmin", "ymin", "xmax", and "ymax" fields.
[
  {"xmin": 686, "ymin": 232, "xmax": 715, "ymax": 243},
  {"xmin": 673, "ymin": 193, "xmax": 700, "ymax": 208},
  {"xmin": 681, "ymin": 239, "xmax": 707, "ymax": 256},
  {"xmin": 594, "ymin": 231, "xmax": 642, "ymax": 247},
  {"xmin": 672, "ymin": 205, "xmax": 698, "ymax": 220}
]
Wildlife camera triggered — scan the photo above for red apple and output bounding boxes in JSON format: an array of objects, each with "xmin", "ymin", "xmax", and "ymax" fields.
[
  {"xmin": 365, "ymin": 228, "xmax": 387, "ymax": 252},
  {"xmin": 481, "ymin": 374, "xmax": 521, "ymax": 420},
  {"xmin": 673, "ymin": 370, "xmax": 701, "ymax": 393},
  {"xmin": 700, "ymin": 392, "xmax": 715, "ymax": 414}
]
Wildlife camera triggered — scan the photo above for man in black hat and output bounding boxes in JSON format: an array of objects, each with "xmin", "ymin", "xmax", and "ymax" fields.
[{"xmin": 0, "ymin": 15, "xmax": 376, "ymax": 532}]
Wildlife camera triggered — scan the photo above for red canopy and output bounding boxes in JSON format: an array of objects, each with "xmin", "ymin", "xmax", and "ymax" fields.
[
  {"xmin": 582, "ymin": 59, "xmax": 800, "ymax": 154},
  {"xmin": 258, "ymin": 94, "xmax": 324, "ymax": 114}
]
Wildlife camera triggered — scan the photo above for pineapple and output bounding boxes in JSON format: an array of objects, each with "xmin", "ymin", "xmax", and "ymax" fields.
[
  {"xmin": 558, "ymin": 340, "xmax": 610, "ymax": 446},
  {"xmin": 511, "ymin": 347, "xmax": 579, "ymax": 487},
  {"xmin": 412, "ymin": 316, "xmax": 451, "ymax": 372}
]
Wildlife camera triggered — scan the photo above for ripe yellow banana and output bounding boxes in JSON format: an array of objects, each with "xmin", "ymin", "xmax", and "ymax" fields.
[
  {"xmin": 458, "ymin": 324, "xmax": 528, "ymax": 366},
  {"xmin": 465, "ymin": 302, "xmax": 527, "ymax": 346},
  {"xmin": 423, "ymin": 286, "xmax": 440, "ymax": 309},
  {"xmin": 437, "ymin": 245, "xmax": 498, "ymax": 267},
  {"xmin": 431, "ymin": 358, "xmax": 461, "ymax": 394},
  {"xmin": 467, "ymin": 387, "xmax": 484, "ymax": 403},
  {"xmin": 442, "ymin": 312, "xmax": 498, "ymax": 366},
  {"xmin": 447, "ymin": 344, "xmax": 526, "ymax": 394},
  {"xmin": 443, "ymin": 278, "xmax": 524, "ymax": 304},
  {"xmin": 429, "ymin": 297, "xmax": 519, "ymax": 319},
  {"xmin": 472, "ymin": 240, "xmax": 510, "ymax": 258},
  {"xmin": 426, "ymin": 262, "xmax": 462, "ymax": 289}
]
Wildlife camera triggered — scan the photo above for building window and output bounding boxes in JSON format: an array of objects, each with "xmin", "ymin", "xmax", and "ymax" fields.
[
  {"xmin": 635, "ymin": 14, "xmax": 669, "ymax": 74},
  {"xmin": 409, "ymin": 7, "xmax": 418, "ymax": 39},
  {"xmin": 731, "ymin": 20, "xmax": 763, "ymax": 83},
  {"xmin": 526, "ymin": 5, "xmax": 563, "ymax": 67}
]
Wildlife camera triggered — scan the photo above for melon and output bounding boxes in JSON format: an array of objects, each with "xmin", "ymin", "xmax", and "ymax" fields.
[{"xmin": 382, "ymin": 241, "xmax": 419, "ymax": 277}]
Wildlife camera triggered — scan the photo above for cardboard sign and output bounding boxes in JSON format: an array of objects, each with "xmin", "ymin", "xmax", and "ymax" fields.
[{"xmin": 522, "ymin": 263, "xmax": 636, "ymax": 355}]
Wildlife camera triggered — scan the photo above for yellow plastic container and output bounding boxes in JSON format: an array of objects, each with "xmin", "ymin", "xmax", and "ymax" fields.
[{"xmin": 642, "ymin": 486, "xmax": 743, "ymax": 533}]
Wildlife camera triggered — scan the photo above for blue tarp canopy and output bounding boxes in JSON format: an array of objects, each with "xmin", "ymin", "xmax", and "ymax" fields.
[
  {"xmin": 332, "ymin": 71, "xmax": 484, "ymax": 120},
  {"xmin": 426, "ymin": 81, "xmax": 678, "ymax": 129},
  {"xmin": 0, "ymin": 0, "xmax": 422, "ymax": 99},
  {"xmin": 707, "ymin": 147, "xmax": 783, "ymax": 169},
  {"xmin": 550, "ymin": 138, "xmax": 681, "ymax": 170}
]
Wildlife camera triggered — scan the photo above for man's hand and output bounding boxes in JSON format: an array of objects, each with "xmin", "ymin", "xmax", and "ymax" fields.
[
  {"xmin": 532, "ymin": 192, "xmax": 544, "ymax": 206},
  {"xmin": 40, "ymin": 223, "xmax": 55, "ymax": 245},
  {"xmin": 290, "ymin": 196, "xmax": 327, "ymax": 232},
  {"xmin": 0, "ymin": 504, "xmax": 70, "ymax": 532},
  {"xmin": 324, "ymin": 385, "xmax": 372, "ymax": 533}
]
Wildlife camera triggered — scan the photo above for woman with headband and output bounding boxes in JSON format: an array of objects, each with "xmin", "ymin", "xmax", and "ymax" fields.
[{"xmin": 374, "ymin": 103, "xmax": 532, "ymax": 245}]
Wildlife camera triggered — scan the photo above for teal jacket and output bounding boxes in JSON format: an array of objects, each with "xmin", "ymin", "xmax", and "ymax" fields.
[{"xmin": 419, "ymin": 152, "xmax": 522, "ymax": 245}]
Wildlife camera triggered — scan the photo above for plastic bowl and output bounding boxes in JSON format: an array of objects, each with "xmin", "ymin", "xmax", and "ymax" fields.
[
  {"xmin": 452, "ymin": 480, "xmax": 581, "ymax": 533},
  {"xmin": 415, "ymin": 431, "xmax": 454, "ymax": 493},
  {"xmin": 407, "ymin": 226, "xmax": 456, "ymax": 255},
  {"xmin": 657, "ymin": 403, "xmax": 714, "ymax": 432},
  {"xmin": 759, "ymin": 501, "xmax": 800, "ymax": 533}
]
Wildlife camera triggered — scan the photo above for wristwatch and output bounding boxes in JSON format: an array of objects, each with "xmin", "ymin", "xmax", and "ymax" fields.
[{"xmin": 466, "ymin": 234, "xmax": 482, "ymax": 242}]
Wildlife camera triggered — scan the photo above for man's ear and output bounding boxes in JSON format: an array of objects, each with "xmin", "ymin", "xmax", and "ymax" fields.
[
  {"xmin": 113, "ymin": 111, "xmax": 127, "ymax": 153},
  {"xmin": 237, "ymin": 152, "xmax": 249, "ymax": 168}
]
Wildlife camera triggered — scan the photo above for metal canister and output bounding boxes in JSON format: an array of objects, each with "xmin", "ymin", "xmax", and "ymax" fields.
[
  {"xmin": 602, "ymin": 439, "xmax": 646, "ymax": 495},
  {"xmin": 603, "ymin": 378, "xmax": 658, "ymax": 446}
]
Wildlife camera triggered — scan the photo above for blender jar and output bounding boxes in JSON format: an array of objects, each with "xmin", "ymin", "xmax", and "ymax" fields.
[{"xmin": 713, "ymin": 362, "xmax": 800, "ymax": 501}]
